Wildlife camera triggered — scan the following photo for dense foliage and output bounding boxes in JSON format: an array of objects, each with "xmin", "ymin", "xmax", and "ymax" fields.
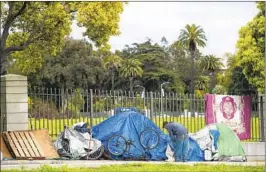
[
  {"xmin": 236, "ymin": 2, "xmax": 265, "ymax": 93},
  {"xmin": 1, "ymin": 2, "xmax": 124, "ymax": 75},
  {"xmin": 4, "ymin": 2, "xmax": 263, "ymax": 96}
]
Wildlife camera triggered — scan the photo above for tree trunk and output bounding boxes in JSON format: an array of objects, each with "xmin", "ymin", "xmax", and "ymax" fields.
[
  {"xmin": 129, "ymin": 77, "xmax": 133, "ymax": 94},
  {"xmin": 190, "ymin": 51, "xmax": 195, "ymax": 95},
  {"xmin": 0, "ymin": 52, "xmax": 8, "ymax": 75},
  {"xmin": 111, "ymin": 70, "xmax": 115, "ymax": 93},
  {"xmin": 60, "ymin": 88, "xmax": 68, "ymax": 113},
  {"xmin": 209, "ymin": 72, "xmax": 215, "ymax": 92},
  {"xmin": 190, "ymin": 50, "xmax": 195, "ymax": 117}
]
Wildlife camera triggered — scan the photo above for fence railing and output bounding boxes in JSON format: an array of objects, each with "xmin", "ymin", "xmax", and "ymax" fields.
[{"xmin": 28, "ymin": 88, "xmax": 264, "ymax": 141}]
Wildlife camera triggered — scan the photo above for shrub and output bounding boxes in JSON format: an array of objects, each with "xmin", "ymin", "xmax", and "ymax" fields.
[{"xmin": 28, "ymin": 97, "xmax": 59, "ymax": 119}]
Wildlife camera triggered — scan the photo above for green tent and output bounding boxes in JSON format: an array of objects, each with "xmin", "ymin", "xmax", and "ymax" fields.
[{"xmin": 215, "ymin": 123, "xmax": 245, "ymax": 160}]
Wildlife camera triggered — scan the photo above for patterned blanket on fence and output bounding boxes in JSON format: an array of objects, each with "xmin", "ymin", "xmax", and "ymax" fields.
[{"xmin": 205, "ymin": 94, "xmax": 251, "ymax": 140}]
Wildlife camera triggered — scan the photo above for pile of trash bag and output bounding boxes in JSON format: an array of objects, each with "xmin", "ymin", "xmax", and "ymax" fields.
[{"xmin": 54, "ymin": 122, "xmax": 104, "ymax": 160}]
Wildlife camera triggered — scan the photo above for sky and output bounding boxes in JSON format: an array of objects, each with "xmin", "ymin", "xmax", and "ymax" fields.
[{"xmin": 70, "ymin": 2, "xmax": 258, "ymax": 65}]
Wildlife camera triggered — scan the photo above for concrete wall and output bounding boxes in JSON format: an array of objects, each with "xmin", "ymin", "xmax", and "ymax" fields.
[
  {"xmin": 1, "ymin": 74, "xmax": 28, "ymax": 131},
  {"xmin": 242, "ymin": 142, "xmax": 265, "ymax": 161}
]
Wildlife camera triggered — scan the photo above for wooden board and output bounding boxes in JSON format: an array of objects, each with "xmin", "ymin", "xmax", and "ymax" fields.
[
  {"xmin": 1, "ymin": 129, "xmax": 59, "ymax": 160},
  {"xmin": 31, "ymin": 130, "xmax": 59, "ymax": 159},
  {"xmin": 2, "ymin": 131, "xmax": 45, "ymax": 160},
  {"xmin": 0, "ymin": 134, "xmax": 12, "ymax": 159}
]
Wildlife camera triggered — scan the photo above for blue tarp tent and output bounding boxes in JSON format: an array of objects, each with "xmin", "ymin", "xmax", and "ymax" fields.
[
  {"xmin": 92, "ymin": 110, "xmax": 221, "ymax": 161},
  {"xmin": 114, "ymin": 107, "xmax": 139, "ymax": 115},
  {"xmin": 167, "ymin": 136, "xmax": 204, "ymax": 161},
  {"xmin": 92, "ymin": 111, "xmax": 168, "ymax": 160}
]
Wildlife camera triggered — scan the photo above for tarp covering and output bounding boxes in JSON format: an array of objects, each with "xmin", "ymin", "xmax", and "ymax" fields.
[
  {"xmin": 54, "ymin": 126, "xmax": 102, "ymax": 160},
  {"xmin": 187, "ymin": 138, "xmax": 205, "ymax": 161},
  {"xmin": 92, "ymin": 110, "xmax": 245, "ymax": 162},
  {"xmin": 168, "ymin": 123, "xmax": 246, "ymax": 162},
  {"xmin": 216, "ymin": 123, "xmax": 245, "ymax": 157},
  {"xmin": 114, "ymin": 107, "xmax": 139, "ymax": 115},
  {"xmin": 92, "ymin": 111, "xmax": 168, "ymax": 160},
  {"xmin": 167, "ymin": 136, "xmax": 204, "ymax": 161}
]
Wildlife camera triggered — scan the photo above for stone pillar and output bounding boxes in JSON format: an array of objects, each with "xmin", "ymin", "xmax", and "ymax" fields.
[{"xmin": 1, "ymin": 74, "xmax": 28, "ymax": 131}]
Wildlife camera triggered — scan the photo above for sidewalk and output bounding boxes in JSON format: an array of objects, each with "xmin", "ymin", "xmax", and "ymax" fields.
[{"xmin": 1, "ymin": 160, "xmax": 264, "ymax": 170}]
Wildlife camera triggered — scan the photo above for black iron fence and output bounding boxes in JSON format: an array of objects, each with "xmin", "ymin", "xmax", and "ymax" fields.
[{"xmin": 28, "ymin": 88, "xmax": 264, "ymax": 141}]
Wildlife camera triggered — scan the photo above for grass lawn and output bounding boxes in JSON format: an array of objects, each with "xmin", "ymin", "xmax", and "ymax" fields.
[
  {"xmin": 2, "ymin": 164, "xmax": 264, "ymax": 172},
  {"xmin": 28, "ymin": 116, "xmax": 261, "ymax": 141}
]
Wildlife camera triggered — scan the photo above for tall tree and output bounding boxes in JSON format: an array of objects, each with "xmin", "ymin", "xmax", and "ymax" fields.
[
  {"xmin": 103, "ymin": 55, "xmax": 122, "ymax": 92},
  {"xmin": 178, "ymin": 24, "xmax": 207, "ymax": 115},
  {"xmin": 178, "ymin": 24, "xmax": 207, "ymax": 95},
  {"xmin": 118, "ymin": 39, "xmax": 184, "ymax": 92},
  {"xmin": 216, "ymin": 53, "xmax": 238, "ymax": 90},
  {"xmin": 0, "ymin": 2, "xmax": 124, "ymax": 75},
  {"xmin": 168, "ymin": 40, "xmax": 203, "ymax": 93},
  {"xmin": 31, "ymin": 38, "xmax": 103, "ymax": 89},
  {"xmin": 120, "ymin": 58, "xmax": 143, "ymax": 93},
  {"xmin": 236, "ymin": 2, "xmax": 265, "ymax": 93},
  {"xmin": 227, "ymin": 67, "xmax": 257, "ymax": 95},
  {"xmin": 200, "ymin": 54, "xmax": 224, "ymax": 91}
]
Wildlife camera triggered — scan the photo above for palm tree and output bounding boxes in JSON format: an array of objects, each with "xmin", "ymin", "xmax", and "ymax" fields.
[
  {"xmin": 178, "ymin": 24, "xmax": 207, "ymax": 95},
  {"xmin": 200, "ymin": 55, "xmax": 224, "ymax": 91},
  {"xmin": 225, "ymin": 53, "xmax": 238, "ymax": 69},
  {"xmin": 103, "ymin": 55, "xmax": 122, "ymax": 92},
  {"xmin": 178, "ymin": 24, "xmax": 207, "ymax": 116},
  {"xmin": 120, "ymin": 58, "xmax": 143, "ymax": 93},
  {"xmin": 195, "ymin": 75, "xmax": 210, "ymax": 92}
]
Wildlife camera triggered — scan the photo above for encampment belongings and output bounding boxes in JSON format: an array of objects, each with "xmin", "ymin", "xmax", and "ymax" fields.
[
  {"xmin": 165, "ymin": 145, "xmax": 174, "ymax": 162},
  {"xmin": 204, "ymin": 149, "xmax": 212, "ymax": 161},
  {"xmin": 92, "ymin": 110, "xmax": 168, "ymax": 161},
  {"xmin": 72, "ymin": 122, "xmax": 90, "ymax": 133},
  {"xmin": 167, "ymin": 134, "xmax": 204, "ymax": 162},
  {"xmin": 213, "ymin": 124, "xmax": 246, "ymax": 162},
  {"xmin": 168, "ymin": 123, "xmax": 246, "ymax": 162},
  {"xmin": 54, "ymin": 126, "xmax": 104, "ymax": 160},
  {"xmin": 2, "ymin": 131, "xmax": 45, "ymax": 160},
  {"xmin": 114, "ymin": 107, "xmax": 139, "ymax": 115}
]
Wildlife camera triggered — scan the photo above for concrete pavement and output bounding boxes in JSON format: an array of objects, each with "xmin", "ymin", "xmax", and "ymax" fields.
[{"xmin": 1, "ymin": 160, "xmax": 264, "ymax": 170}]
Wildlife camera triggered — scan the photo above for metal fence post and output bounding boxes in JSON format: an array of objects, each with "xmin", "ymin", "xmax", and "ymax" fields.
[
  {"xmin": 259, "ymin": 95, "xmax": 265, "ymax": 141},
  {"xmin": 150, "ymin": 92, "xmax": 154, "ymax": 121},
  {"xmin": 90, "ymin": 89, "xmax": 93, "ymax": 127}
]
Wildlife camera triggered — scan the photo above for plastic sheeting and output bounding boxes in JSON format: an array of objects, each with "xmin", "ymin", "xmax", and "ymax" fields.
[
  {"xmin": 209, "ymin": 130, "xmax": 220, "ymax": 151},
  {"xmin": 216, "ymin": 124, "xmax": 246, "ymax": 159},
  {"xmin": 167, "ymin": 135, "xmax": 204, "ymax": 162},
  {"xmin": 187, "ymin": 138, "xmax": 205, "ymax": 161},
  {"xmin": 189, "ymin": 127, "xmax": 213, "ymax": 151},
  {"xmin": 167, "ymin": 124, "xmax": 246, "ymax": 162},
  {"xmin": 92, "ymin": 111, "xmax": 168, "ymax": 160},
  {"xmin": 114, "ymin": 107, "xmax": 139, "ymax": 115},
  {"xmin": 54, "ymin": 127, "xmax": 102, "ymax": 159},
  {"xmin": 92, "ymin": 111, "xmax": 245, "ymax": 162}
]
